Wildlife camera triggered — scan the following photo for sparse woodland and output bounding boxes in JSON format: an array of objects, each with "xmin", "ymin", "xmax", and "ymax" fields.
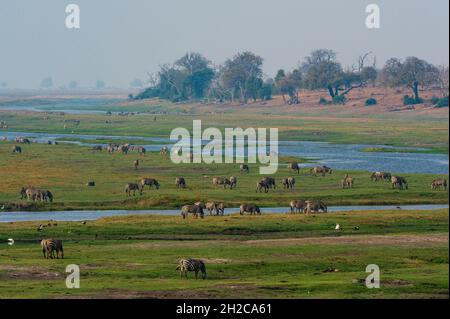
[{"xmin": 134, "ymin": 50, "xmax": 449, "ymax": 108}]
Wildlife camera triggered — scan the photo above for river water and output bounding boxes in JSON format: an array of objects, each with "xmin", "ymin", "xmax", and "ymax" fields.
[
  {"xmin": 1, "ymin": 102, "xmax": 448, "ymax": 222},
  {"xmin": 0, "ymin": 204, "xmax": 448, "ymax": 223},
  {"xmin": 1, "ymin": 131, "xmax": 448, "ymax": 174}
]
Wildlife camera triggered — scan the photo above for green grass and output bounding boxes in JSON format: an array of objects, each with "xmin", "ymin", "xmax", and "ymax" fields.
[
  {"xmin": 0, "ymin": 142, "xmax": 447, "ymax": 211},
  {"xmin": 0, "ymin": 97, "xmax": 448, "ymax": 153},
  {"xmin": 361, "ymin": 147, "xmax": 448, "ymax": 155},
  {"xmin": 0, "ymin": 95, "xmax": 448, "ymax": 299},
  {"xmin": 0, "ymin": 210, "xmax": 447, "ymax": 299},
  {"xmin": 55, "ymin": 137, "xmax": 163, "ymax": 146}
]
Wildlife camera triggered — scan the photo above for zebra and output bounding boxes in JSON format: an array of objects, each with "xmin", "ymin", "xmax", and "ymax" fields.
[
  {"xmin": 176, "ymin": 258, "xmax": 207, "ymax": 279},
  {"xmin": 40, "ymin": 190, "xmax": 54, "ymax": 202},
  {"xmin": 41, "ymin": 239, "xmax": 64, "ymax": 259},
  {"xmin": 125, "ymin": 183, "xmax": 142, "ymax": 196}
]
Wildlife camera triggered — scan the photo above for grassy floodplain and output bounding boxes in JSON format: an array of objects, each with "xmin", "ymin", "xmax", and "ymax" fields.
[
  {"xmin": 0, "ymin": 88, "xmax": 449, "ymax": 153},
  {"xmin": 0, "ymin": 209, "xmax": 448, "ymax": 298},
  {"xmin": 0, "ymin": 142, "xmax": 448, "ymax": 211},
  {"xmin": 0, "ymin": 88, "xmax": 448, "ymax": 299}
]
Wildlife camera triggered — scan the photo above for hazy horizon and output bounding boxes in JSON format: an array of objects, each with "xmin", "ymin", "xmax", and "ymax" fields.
[{"xmin": 0, "ymin": 0, "xmax": 448, "ymax": 89}]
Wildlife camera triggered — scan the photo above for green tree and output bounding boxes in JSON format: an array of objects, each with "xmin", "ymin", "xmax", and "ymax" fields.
[
  {"xmin": 302, "ymin": 49, "xmax": 343, "ymax": 98},
  {"xmin": 221, "ymin": 51, "xmax": 264, "ymax": 104},
  {"xmin": 137, "ymin": 52, "xmax": 214, "ymax": 101},
  {"xmin": 246, "ymin": 76, "xmax": 263, "ymax": 102},
  {"xmin": 275, "ymin": 69, "xmax": 302, "ymax": 104},
  {"xmin": 259, "ymin": 79, "xmax": 274, "ymax": 101},
  {"xmin": 381, "ymin": 56, "xmax": 439, "ymax": 102},
  {"xmin": 302, "ymin": 49, "xmax": 377, "ymax": 102},
  {"xmin": 185, "ymin": 67, "xmax": 215, "ymax": 99}
]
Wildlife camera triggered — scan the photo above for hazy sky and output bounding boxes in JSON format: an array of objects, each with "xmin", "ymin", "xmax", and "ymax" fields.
[{"xmin": 0, "ymin": 0, "xmax": 448, "ymax": 89}]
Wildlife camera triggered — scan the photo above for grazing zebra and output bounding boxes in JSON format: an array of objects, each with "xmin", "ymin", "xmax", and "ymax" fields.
[
  {"xmin": 288, "ymin": 162, "xmax": 300, "ymax": 174},
  {"xmin": 12, "ymin": 145, "xmax": 22, "ymax": 154},
  {"xmin": 125, "ymin": 183, "xmax": 142, "ymax": 197},
  {"xmin": 240, "ymin": 164, "xmax": 250, "ymax": 173},
  {"xmin": 41, "ymin": 239, "xmax": 64, "ymax": 259},
  {"xmin": 176, "ymin": 258, "xmax": 207, "ymax": 279},
  {"xmin": 175, "ymin": 177, "xmax": 186, "ymax": 189},
  {"xmin": 39, "ymin": 190, "xmax": 54, "ymax": 202},
  {"xmin": 140, "ymin": 178, "xmax": 160, "ymax": 190},
  {"xmin": 431, "ymin": 178, "xmax": 447, "ymax": 191}
]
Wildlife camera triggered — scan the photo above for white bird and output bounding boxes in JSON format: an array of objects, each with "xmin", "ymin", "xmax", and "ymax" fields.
[
  {"xmin": 335, "ymin": 224, "xmax": 341, "ymax": 231},
  {"xmin": 7, "ymin": 238, "xmax": 14, "ymax": 246}
]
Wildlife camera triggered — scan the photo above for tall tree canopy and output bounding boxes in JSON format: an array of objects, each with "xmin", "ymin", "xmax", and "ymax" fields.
[
  {"xmin": 136, "ymin": 52, "xmax": 214, "ymax": 101},
  {"xmin": 381, "ymin": 56, "xmax": 439, "ymax": 101},
  {"xmin": 302, "ymin": 49, "xmax": 377, "ymax": 101},
  {"xmin": 220, "ymin": 51, "xmax": 264, "ymax": 104},
  {"xmin": 275, "ymin": 69, "xmax": 302, "ymax": 104}
]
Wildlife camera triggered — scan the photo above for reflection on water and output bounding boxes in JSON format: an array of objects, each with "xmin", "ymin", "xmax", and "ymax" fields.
[{"xmin": 0, "ymin": 204, "xmax": 448, "ymax": 223}]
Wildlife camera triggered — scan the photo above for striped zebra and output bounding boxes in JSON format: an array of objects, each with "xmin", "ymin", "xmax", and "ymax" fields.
[
  {"xmin": 176, "ymin": 258, "xmax": 207, "ymax": 279},
  {"xmin": 40, "ymin": 239, "xmax": 64, "ymax": 259}
]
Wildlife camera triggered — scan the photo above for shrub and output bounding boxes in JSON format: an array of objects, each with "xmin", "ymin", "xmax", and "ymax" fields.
[
  {"xmin": 403, "ymin": 95, "xmax": 423, "ymax": 105},
  {"xmin": 134, "ymin": 87, "xmax": 160, "ymax": 100},
  {"xmin": 319, "ymin": 97, "xmax": 329, "ymax": 105},
  {"xmin": 365, "ymin": 98, "xmax": 377, "ymax": 106},
  {"xmin": 431, "ymin": 96, "xmax": 440, "ymax": 105},
  {"xmin": 434, "ymin": 96, "xmax": 449, "ymax": 108},
  {"xmin": 332, "ymin": 95, "xmax": 347, "ymax": 105}
]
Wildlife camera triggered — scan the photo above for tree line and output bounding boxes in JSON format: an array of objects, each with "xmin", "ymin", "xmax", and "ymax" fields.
[{"xmin": 134, "ymin": 50, "xmax": 449, "ymax": 106}]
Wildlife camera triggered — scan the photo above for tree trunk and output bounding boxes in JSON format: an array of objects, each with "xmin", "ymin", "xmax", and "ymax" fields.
[
  {"xmin": 413, "ymin": 82, "xmax": 420, "ymax": 101},
  {"xmin": 334, "ymin": 87, "xmax": 340, "ymax": 97},
  {"xmin": 327, "ymin": 86, "xmax": 335, "ymax": 98},
  {"xmin": 239, "ymin": 86, "xmax": 246, "ymax": 104}
]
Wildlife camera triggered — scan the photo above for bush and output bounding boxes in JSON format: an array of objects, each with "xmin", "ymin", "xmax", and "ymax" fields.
[
  {"xmin": 431, "ymin": 96, "xmax": 440, "ymax": 105},
  {"xmin": 332, "ymin": 95, "xmax": 347, "ymax": 105},
  {"xmin": 319, "ymin": 97, "xmax": 329, "ymax": 105},
  {"xmin": 170, "ymin": 95, "xmax": 187, "ymax": 103},
  {"xmin": 365, "ymin": 98, "xmax": 377, "ymax": 106},
  {"xmin": 434, "ymin": 96, "xmax": 449, "ymax": 108},
  {"xmin": 403, "ymin": 95, "xmax": 423, "ymax": 105},
  {"xmin": 134, "ymin": 87, "xmax": 160, "ymax": 100}
]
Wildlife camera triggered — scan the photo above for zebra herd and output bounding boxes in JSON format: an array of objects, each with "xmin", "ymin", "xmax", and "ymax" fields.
[
  {"xmin": 20, "ymin": 187, "xmax": 53, "ymax": 202},
  {"xmin": 371, "ymin": 171, "xmax": 447, "ymax": 191},
  {"xmin": 102, "ymin": 143, "xmax": 147, "ymax": 155}
]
